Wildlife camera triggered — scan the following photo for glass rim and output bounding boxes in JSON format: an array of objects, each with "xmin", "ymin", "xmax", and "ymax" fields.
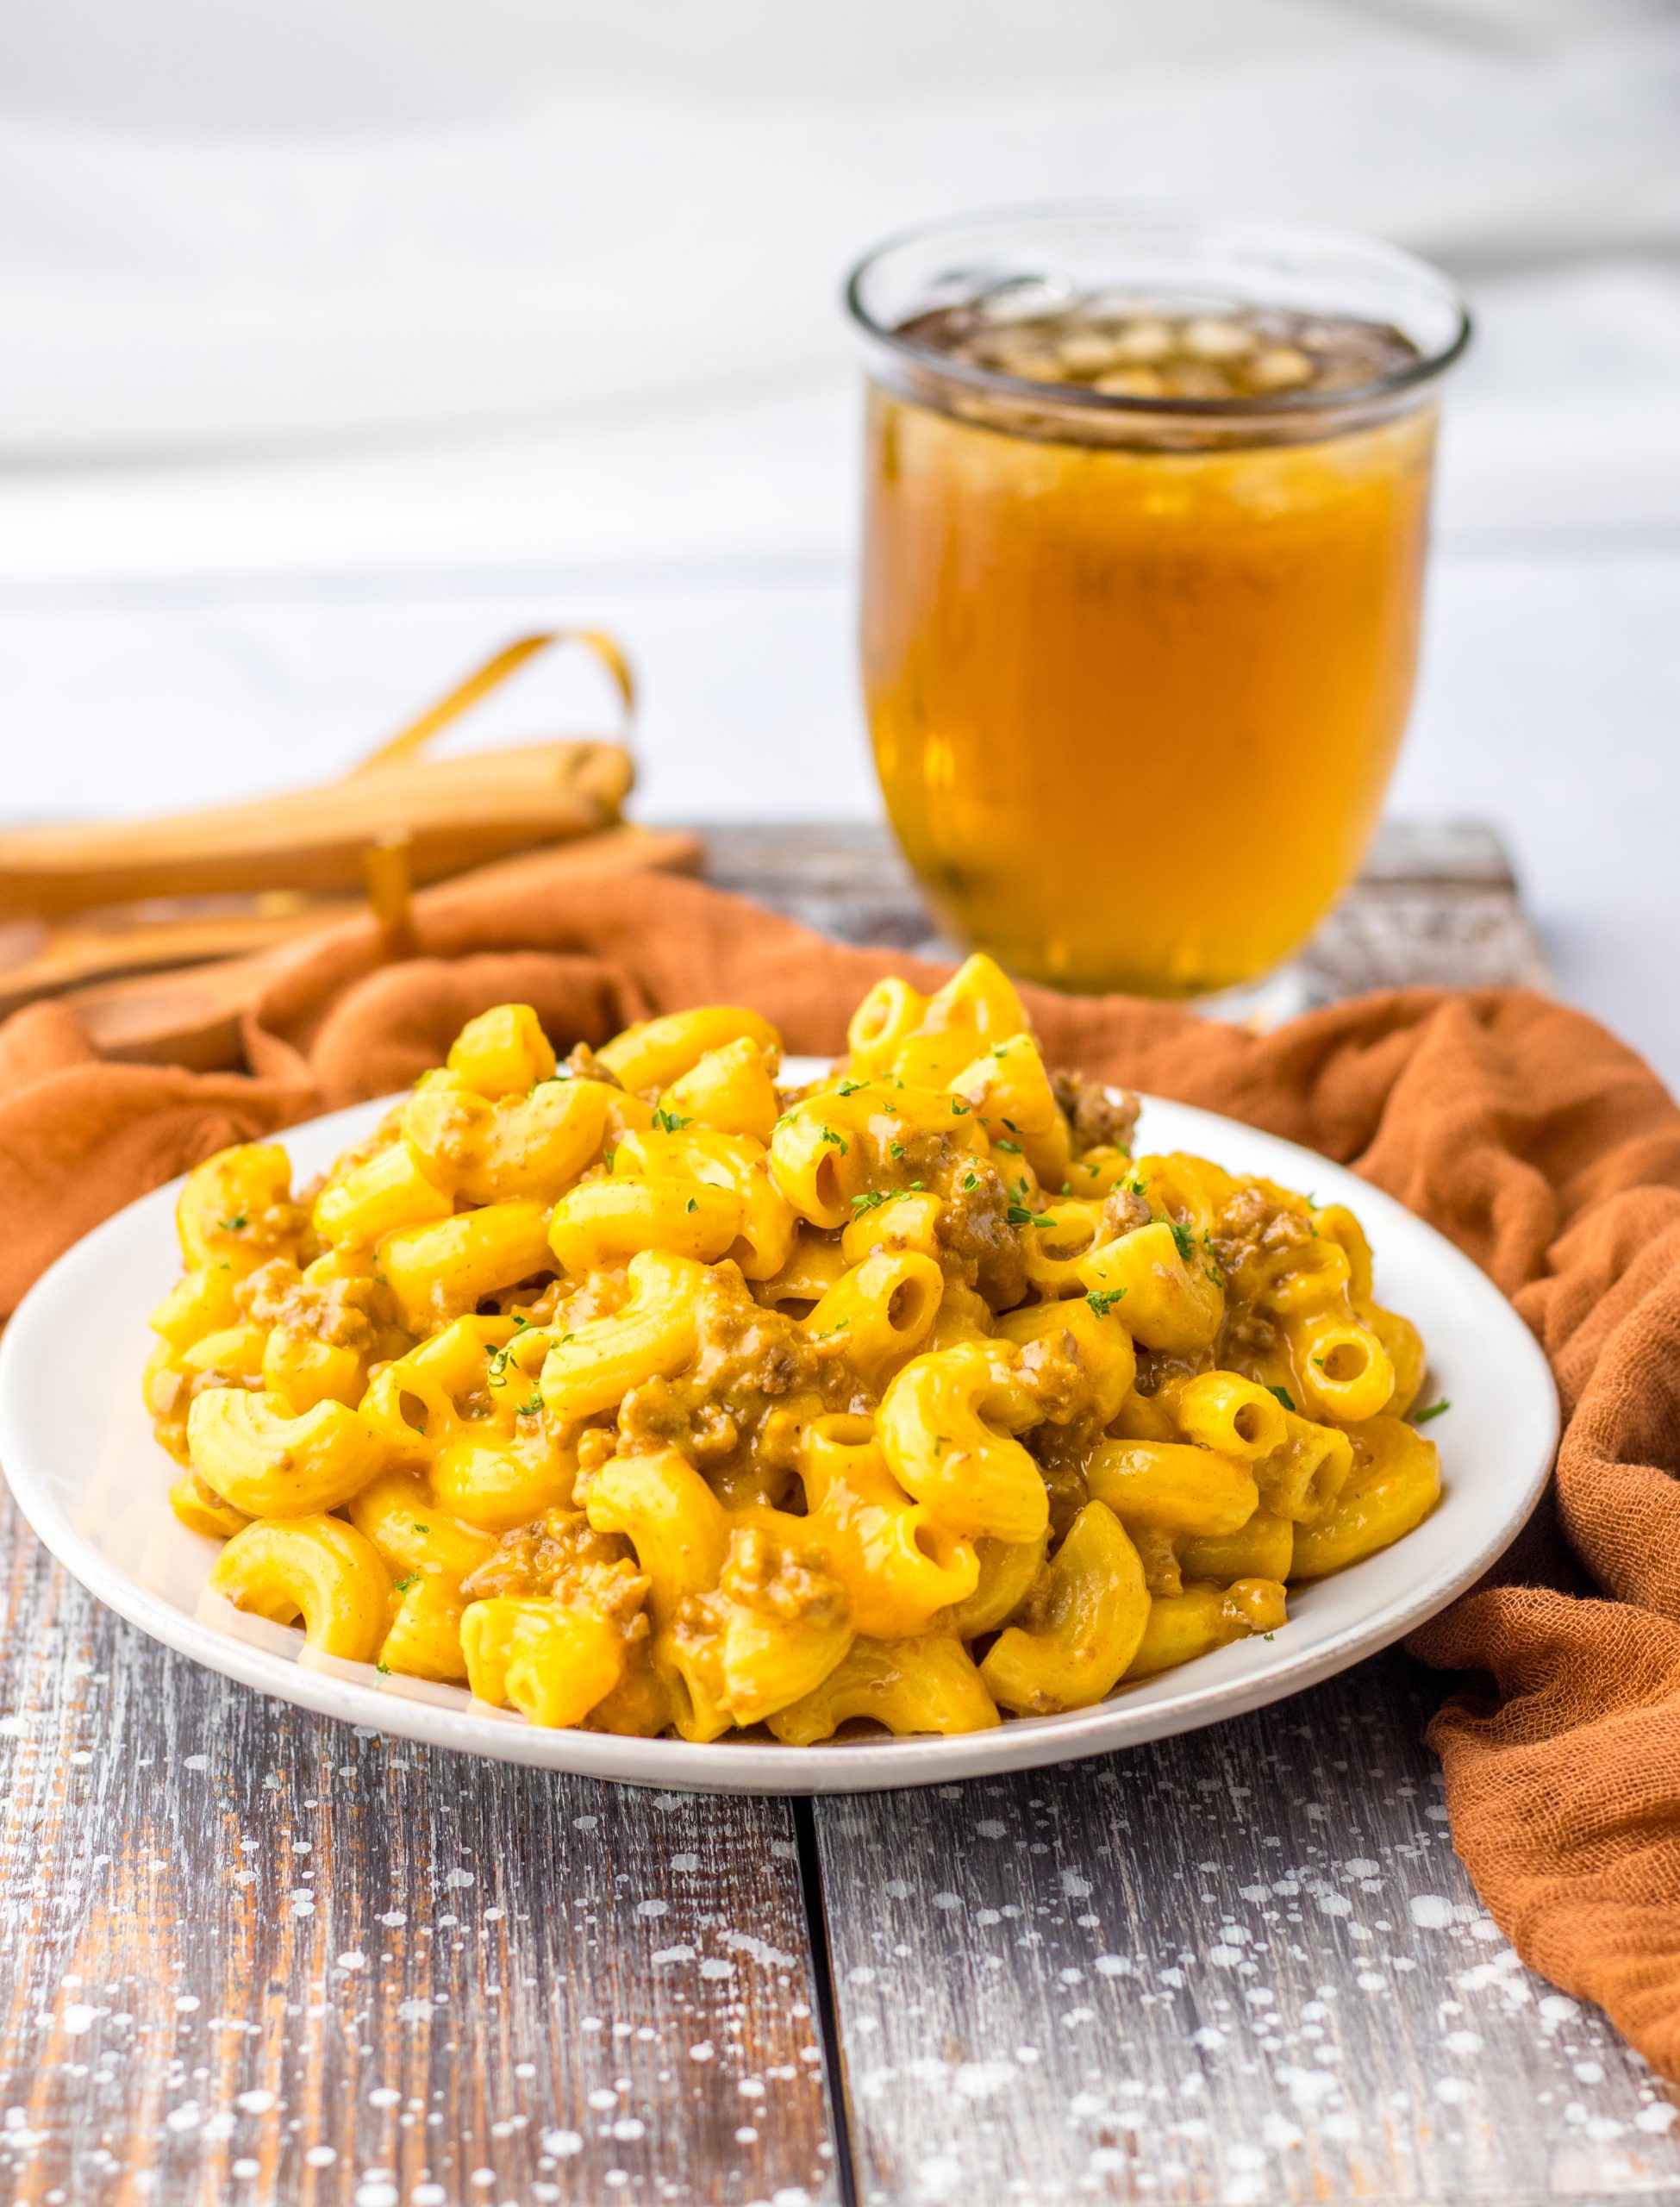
[{"xmin": 843, "ymin": 201, "xmax": 1473, "ymax": 421}]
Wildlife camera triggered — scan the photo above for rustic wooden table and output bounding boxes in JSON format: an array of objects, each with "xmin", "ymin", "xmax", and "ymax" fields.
[{"xmin": 3, "ymin": 821, "xmax": 1673, "ymax": 2207}]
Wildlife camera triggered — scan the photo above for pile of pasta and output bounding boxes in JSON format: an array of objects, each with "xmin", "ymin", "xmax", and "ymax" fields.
[{"xmin": 146, "ymin": 955, "xmax": 1442, "ymax": 1743}]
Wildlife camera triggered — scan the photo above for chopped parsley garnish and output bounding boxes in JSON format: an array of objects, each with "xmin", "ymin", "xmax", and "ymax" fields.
[
  {"xmin": 376, "ymin": 1660, "xmax": 390, "ymax": 1676},
  {"xmin": 1412, "ymin": 1398, "xmax": 1451, "ymax": 1425},
  {"xmin": 950, "ymin": 1097, "xmax": 971, "ymax": 1116},
  {"xmin": 393, "ymin": 1573, "xmax": 420, "ymax": 1594},
  {"xmin": 685, "ymin": 1197, "xmax": 698, "ymax": 1212},
  {"xmin": 517, "ymin": 1392, "xmax": 544, "ymax": 1417},
  {"xmin": 1124, "ymin": 1176, "xmax": 1149, "ymax": 1197},
  {"xmin": 1267, "ymin": 1385, "xmax": 1296, "ymax": 1413},
  {"xmin": 888, "ymin": 1140, "xmax": 905, "ymax": 1160},
  {"xmin": 818, "ymin": 1125, "xmax": 848, "ymax": 1154},
  {"xmin": 1087, "ymin": 1288, "xmax": 1127, "ymax": 1316},
  {"xmin": 812, "ymin": 1320, "xmax": 849, "ymax": 1340},
  {"xmin": 849, "ymin": 1190, "xmax": 890, "ymax": 1215},
  {"xmin": 1002, "ymin": 1118, "xmax": 1020, "ymax": 1133},
  {"xmin": 963, "ymin": 1172, "xmax": 978, "ymax": 1191},
  {"xmin": 1169, "ymin": 1221, "xmax": 1197, "ymax": 1264},
  {"xmin": 995, "ymin": 1138, "xmax": 1022, "ymax": 1154},
  {"xmin": 413, "ymin": 1522, "xmax": 430, "ymax": 1535},
  {"xmin": 909, "ymin": 1180, "xmax": 926, "ymax": 1191},
  {"xmin": 603, "ymin": 1149, "xmax": 616, "ymax": 1172},
  {"xmin": 653, "ymin": 1106, "xmax": 692, "ymax": 1133},
  {"xmin": 219, "ymin": 1214, "xmax": 247, "ymax": 1233},
  {"xmin": 837, "ymin": 1077, "xmax": 867, "ymax": 1097},
  {"xmin": 1007, "ymin": 1204, "xmax": 1057, "ymax": 1229}
]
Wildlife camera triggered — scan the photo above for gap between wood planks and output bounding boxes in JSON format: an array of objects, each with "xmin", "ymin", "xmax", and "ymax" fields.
[{"xmin": 794, "ymin": 1793, "xmax": 863, "ymax": 2207}]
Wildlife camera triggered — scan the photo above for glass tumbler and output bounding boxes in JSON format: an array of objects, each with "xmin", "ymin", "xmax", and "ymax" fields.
[{"xmin": 847, "ymin": 208, "xmax": 1471, "ymax": 1002}]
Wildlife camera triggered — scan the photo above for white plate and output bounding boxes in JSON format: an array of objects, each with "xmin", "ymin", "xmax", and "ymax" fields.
[{"xmin": 0, "ymin": 1070, "xmax": 1557, "ymax": 1794}]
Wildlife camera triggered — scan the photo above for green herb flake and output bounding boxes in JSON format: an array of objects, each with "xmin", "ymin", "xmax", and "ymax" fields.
[
  {"xmin": 995, "ymin": 1138, "xmax": 1022, "ymax": 1154},
  {"xmin": 909, "ymin": 1180, "xmax": 926, "ymax": 1191},
  {"xmin": 393, "ymin": 1572, "xmax": 420, "ymax": 1594},
  {"xmin": 950, "ymin": 1097, "xmax": 971, "ymax": 1116},
  {"xmin": 888, "ymin": 1140, "xmax": 905, "ymax": 1160},
  {"xmin": 849, "ymin": 1189, "xmax": 890, "ymax": 1215},
  {"xmin": 1007, "ymin": 1204, "xmax": 1057, "ymax": 1229},
  {"xmin": 219, "ymin": 1214, "xmax": 248, "ymax": 1233},
  {"xmin": 1268, "ymin": 1385, "xmax": 1296, "ymax": 1413},
  {"xmin": 413, "ymin": 1522, "xmax": 431, "ymax": 1535},
  {"xmin": 1412, "ymin": 1398, "xmax": 1452, "ymax": 1425},
  {"xmin": 376, "ymin": 1660, "xmax": 391, "ymax": 1676},
  {"xmin": 1086, "ymin": 1288, "xmax": 1127, "ymax": 1316},
  {"xmin": 1169, "ymin": 1221, "xmax": 1197, "ymax": 1264},
  {"xmin": 653, "ymin": 1106, "xmax": 692, "ymax": 1133},
  {"xmin": 818, "ymin": 1125, "xmax": 848, "ymax": 1154},
  {"xmin": 837, "ymin": 1078, "xmax": 867, "ymax": 1097},
  {"xmin": 685, "ymin": 1197, "xmax": 698, "ymax": 1213},
  {"xmin": 963, "ymin": 1172, "xmax": 978, "ymax": 1191},
  {"xmin": 518, "ymin": 1393, "xmax": 544, "ymax": 1417}
]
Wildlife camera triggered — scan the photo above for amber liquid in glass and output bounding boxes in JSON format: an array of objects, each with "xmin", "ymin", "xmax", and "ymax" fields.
[{"xmin": 862, "ymin": 298, "xmax": 1436, "ymax": 997}]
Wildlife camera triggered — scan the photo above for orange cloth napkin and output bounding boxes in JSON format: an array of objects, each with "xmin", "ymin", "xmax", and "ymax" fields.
[{"xmin": 5, "ymin": 860, "xmax": 1680, "ymax": 2074}]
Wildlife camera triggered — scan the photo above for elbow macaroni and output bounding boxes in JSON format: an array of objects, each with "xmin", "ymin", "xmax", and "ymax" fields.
[{"xmin": 147, "ymin": 958, "xmax": 1444, "ymax": 1741}]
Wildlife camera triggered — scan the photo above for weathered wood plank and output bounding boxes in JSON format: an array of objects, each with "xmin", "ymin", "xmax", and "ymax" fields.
[
  {"xmin": 0, "ymin": 1493, "xmax": 839, "ymax": 2206},
  {"xmin": 690, "ymin": 817, "xmax": 1554, "ymax": 999},
  {"xmin": 784, "ymin": 816, "xmax": 1660, "ymax": 2205},
  {"xmin": 813, "ymin": 1651, "xmax": 1680, "ymax": 2207}
]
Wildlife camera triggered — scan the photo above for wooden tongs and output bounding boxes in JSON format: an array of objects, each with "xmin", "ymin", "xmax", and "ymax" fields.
[{"xmin": 0, "ymin": 629, "xmax": 702, "ymax": 1061}]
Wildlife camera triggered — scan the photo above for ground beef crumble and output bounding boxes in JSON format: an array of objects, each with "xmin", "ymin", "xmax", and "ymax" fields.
[{"xmin": 1050, "ymin": 1069, "xmax": 1141, "ymax": 1154}]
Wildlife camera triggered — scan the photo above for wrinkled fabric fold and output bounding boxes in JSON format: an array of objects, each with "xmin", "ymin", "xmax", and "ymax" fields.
[{"xmin": 4, "ymin": 860, "xmax": 1680, "ymax": 2073}]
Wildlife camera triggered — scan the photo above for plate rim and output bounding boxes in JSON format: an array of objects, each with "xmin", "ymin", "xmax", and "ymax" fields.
[{"xmin": 0, "ymin": 1078, "xmax": 1559, "ymax": 1795}]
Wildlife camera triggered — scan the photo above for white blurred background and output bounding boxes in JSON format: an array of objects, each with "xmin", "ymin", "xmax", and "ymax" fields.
[{"xmin": 2, "ymin": 0, "xmax": 1677, "ymax": 1074}]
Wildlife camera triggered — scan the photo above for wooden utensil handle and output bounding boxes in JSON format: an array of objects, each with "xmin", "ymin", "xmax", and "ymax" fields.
[{"xmin": 0, "ymin": 743, "xmax": 634, "ymax": 919}]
